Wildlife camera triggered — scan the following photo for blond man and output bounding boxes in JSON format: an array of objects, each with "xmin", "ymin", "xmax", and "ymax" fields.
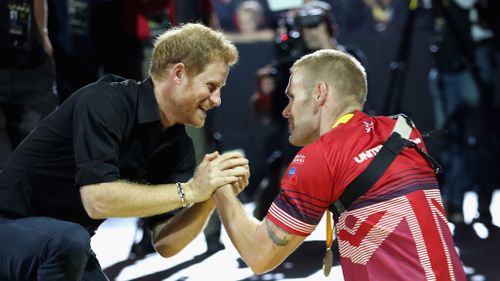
[{"xmin": 214, "ymin": 49, "xmax": 466, "ymax": 280}]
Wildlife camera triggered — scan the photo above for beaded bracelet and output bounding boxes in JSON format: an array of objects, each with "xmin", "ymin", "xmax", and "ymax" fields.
[{"xmin": 176, "ymin": 182, "xmax": 188, "ymax": 208}]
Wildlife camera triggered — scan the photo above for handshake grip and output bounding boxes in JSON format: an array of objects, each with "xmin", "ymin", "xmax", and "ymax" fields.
[{"xmin": 186, "ymin": 150, "xmax": 250, "ymax": 203}]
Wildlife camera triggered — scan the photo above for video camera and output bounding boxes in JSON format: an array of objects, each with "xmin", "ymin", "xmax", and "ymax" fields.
[
  {"xmin": 273, "ymin": 3, "xmax": 334, "ymax": 65},
  {"xmin": 274, "ymin": 15, "xmax": 306, "ymax": 66}
]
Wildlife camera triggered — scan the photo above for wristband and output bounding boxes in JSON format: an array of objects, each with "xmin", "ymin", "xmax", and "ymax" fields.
[{"xmin": 176, "ymin": 182, "xmax": 188, "ymax": 208}]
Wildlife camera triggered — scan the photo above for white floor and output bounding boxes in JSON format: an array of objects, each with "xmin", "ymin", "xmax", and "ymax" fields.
[{"xmin": 91, "ymin": 191, "xmax": 500, "ymax": 281}]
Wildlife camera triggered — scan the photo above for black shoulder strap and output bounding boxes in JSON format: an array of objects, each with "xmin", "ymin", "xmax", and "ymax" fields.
[{"xmin": 329, "ymin": 114, "xmax": 436, "ymax": 218}]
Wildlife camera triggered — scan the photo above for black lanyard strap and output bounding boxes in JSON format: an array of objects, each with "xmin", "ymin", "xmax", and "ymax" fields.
[{"xmin": 329, "ymin": 114, "xmax": 439, "ymax": 218}]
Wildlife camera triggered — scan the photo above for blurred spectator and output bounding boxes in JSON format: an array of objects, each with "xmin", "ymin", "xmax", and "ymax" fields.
[
  {"xmin": 167, "ymin": 0, "xmax": 218, "ymax": 28},
  {"xmin": 363, "ymin": 0, "xmax": 395, "ymax": 31},
  {"xmin": 457, "ymin": 0, "xmax": 499, "ymax": 225},
  {"xmin": 47, "ymin": 0, "xmax": 170, "ymax": 258},
  {"xmin": 223, "ymin": 0, "xmax": 275, "ymax": 43},
  {"xmin": 251, "ymin": 65, "xmax": 277, "ymax": 124},
  {"xmin": 47, "ymin": 0, "xmax": 96, "ymax": 102},
  {"xmin": 332, "ymin": 0, "xmax": 409, "ymax": 34},
  {"xmin": 48, "ymin": 0, "xmax": 161, "ymax": 104},
  {"xmin": 92, "ymin": 1, "xmax": 146, "ymax": 81},
  {"xmin": 0, "ymin": 0, "xmax": 57, "ymax": 169},
  {"xmin": 428, "ymin": 0, "xmax": 481, "ymax": 223},
  {"xmin": 331, "ymin": 0, "xmax": 373, "ymax": 34}
]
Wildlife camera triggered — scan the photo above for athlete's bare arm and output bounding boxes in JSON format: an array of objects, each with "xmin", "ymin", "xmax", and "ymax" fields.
[{"xmin": 213, "ymin": 186, "xmax": 306, "ymax": 274}]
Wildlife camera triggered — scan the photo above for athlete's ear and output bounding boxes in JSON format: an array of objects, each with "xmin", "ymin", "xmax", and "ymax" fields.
[{"xmin": 315, "ymin": 82, "xmax": 328, "ymax": 106}]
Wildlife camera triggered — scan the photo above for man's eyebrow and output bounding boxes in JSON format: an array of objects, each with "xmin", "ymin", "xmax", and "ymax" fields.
[{"xmin": 208, "ymin": 80, "xmax": 223, "ymax": 88}]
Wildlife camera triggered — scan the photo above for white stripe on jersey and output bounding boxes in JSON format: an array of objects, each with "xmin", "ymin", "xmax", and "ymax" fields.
[{"xmin": 268, "ymin": 203, "xmax": 317, "ymax": 234}]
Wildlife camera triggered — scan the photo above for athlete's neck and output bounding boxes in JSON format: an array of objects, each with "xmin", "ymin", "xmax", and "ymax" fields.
[{"xmin": 322, "ymin": 105, "xmax": 360, "ymax": 134}]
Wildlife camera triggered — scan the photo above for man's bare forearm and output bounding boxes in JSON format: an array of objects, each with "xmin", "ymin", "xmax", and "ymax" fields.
[
  {"xmin": 213, "ymin": 187, "xmax": 277, "ymax": 273},
  {"xmin": 153, "ymin": 199, "xmax": 215, "ymax": 257},
  {"xmin": 80, "ymin": 181, "xmax": 186, "ymax": 219},
  {"xmin": 213, "ymin": 186, "xmax": 305, "ymax": 274}
]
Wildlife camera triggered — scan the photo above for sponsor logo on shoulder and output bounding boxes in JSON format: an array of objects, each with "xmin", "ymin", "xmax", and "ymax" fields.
[
  {"xmin": 292, "ymin": 154, "xmax": 306, "ymax": 165},
  {"xmin": 363, "ymin": 121, "xmax": 374, "ymax": 133}
]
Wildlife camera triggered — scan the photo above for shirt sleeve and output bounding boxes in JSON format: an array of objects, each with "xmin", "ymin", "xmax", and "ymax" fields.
[
  {"xmin": 266, "ymin": 142, "xmax": 333, "ymax": 237},
  {"xmin": 73, "ymin": 83, "xmax": 130, "ymax": 187}
]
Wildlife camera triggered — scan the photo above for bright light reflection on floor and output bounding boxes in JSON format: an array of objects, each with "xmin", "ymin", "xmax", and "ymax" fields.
[{"xmin": 472, "ymin": 222, "xmax": 489, "ymax": 239}]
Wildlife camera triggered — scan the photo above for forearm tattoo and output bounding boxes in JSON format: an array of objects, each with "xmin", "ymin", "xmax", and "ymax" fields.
[{"xmin": 265, "ymin": 219, "xmax": 289, "ymax": 247}]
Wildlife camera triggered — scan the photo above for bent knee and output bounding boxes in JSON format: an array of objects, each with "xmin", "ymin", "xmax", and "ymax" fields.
[{"xmin": 49, "ymin": 223, "xmax": 91, "ymax": 261}]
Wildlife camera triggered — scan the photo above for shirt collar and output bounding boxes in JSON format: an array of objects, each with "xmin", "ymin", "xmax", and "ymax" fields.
[{"xmin": 138, "ymin": 77, "xmax": 161, "ymax": 124}]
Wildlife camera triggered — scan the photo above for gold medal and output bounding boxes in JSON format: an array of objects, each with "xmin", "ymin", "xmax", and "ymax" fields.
[{"xmin": 323, "ymin": 248, "xmax": 333, "ymax": 276}]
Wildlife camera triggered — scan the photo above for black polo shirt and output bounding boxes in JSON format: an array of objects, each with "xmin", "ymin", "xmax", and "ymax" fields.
[{"xmin": 0, "ymin": 75, "xmax": 196, "ymax": 232}]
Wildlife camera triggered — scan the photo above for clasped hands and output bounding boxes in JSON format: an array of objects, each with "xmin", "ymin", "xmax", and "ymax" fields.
[{"xmin": 184, "ymin": 151, "xmax": 250, "ymax": 204}]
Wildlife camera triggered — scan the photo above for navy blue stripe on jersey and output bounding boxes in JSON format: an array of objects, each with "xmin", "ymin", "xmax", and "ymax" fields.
[
  {"xmin": 274, "ymin": 191, "xmax": 327, "ymax": 225},
  {"xmin": 370, "ymin": 170, "xmax": 437, "ymax": 196},
  {"xmin": 351, "ymin": 176, "xmax": 439, "ymax": 210}
]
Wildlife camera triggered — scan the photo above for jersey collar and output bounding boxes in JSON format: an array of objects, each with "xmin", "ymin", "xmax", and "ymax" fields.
[{"xmin": 331, "ymin": 112, "xmax": 355, "ymax": 129}]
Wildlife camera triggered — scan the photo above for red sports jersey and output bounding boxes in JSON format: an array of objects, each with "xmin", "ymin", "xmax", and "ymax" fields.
[{"xmin": 266, "ymin": 111, "xmax": 466, "ymax": 281}]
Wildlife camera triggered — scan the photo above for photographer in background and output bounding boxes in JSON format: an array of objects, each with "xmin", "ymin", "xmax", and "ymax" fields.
[{"xmin": 252, "ymin": 0, "xmax": 367, "ymax": 219}]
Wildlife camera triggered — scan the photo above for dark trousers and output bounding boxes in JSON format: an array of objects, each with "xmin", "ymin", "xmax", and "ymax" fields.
[
  {"xmin": 0, "ymin": 215, "xmax": 109, "ymax": 281},
  {"xmin": 0, "ymin": 56, "xmax": 58, "ymax": 169}
]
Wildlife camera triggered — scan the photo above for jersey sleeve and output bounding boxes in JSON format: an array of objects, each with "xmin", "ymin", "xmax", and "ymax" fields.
[{"xmin": 266, "ymin": 142, "xmax": 333, "ymax": 236}]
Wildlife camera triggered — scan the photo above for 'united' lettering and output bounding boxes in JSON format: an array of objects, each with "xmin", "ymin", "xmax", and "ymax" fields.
[{"xmin": 354, "ymin": 145, "xmax": 382, "ymax": 163}]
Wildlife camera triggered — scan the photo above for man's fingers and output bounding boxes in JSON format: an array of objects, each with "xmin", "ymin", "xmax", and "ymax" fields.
[
  {"xmin": 236, "ymin": 179, "xmax": 246, "ymax": 193},
  {"xmin": 193, "ymin": 152, "xmax": 250, "ymax": 199},
  {"xmin": 221, "ymin": 151, "xmax": 244, "ymax": 158},
  {"xmin": 214, "ymin": 176, "xmax": 240, "ymax": 188},
  {"xmin": 207, "ymin": 152, "xmax": 249, "ymax": 173},
  {"xmin": 198, "ymin": 151, "xmax": 219, "ymax": 170},
  {"xmin": 216, "ymin": 158, "xmax": 249, "ymax": 171},
  {"xmin": 204, "ymin": 151, "xmax": 219, "ymax": 162},
  {"xmin": 232, "ymin": 182, "xmax": 243, "ymax": 194},
  {"xmin": 220, "ymin": 166, "xmax": 249, "ymax": 178}
]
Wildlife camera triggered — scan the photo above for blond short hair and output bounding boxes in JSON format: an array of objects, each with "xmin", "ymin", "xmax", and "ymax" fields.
[
  {"xmin": 149, "ymin": 23, "xmax": 239, "ymax": 81},
  {"xmin": 291, "ymin": 49, "xmax": 367, "ymax": 106}
]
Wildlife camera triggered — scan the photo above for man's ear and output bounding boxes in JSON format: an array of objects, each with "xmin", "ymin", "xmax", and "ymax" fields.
[
  {"xmin": 315, "ymin": 82, "xmax": 328, "ymax": 106},
  {"xmin": 172, "ymin": 63, "xmax": 186, "ymax": 85}
]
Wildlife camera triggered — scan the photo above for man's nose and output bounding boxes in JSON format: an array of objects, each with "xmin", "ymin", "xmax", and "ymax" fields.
[
  {"xmin": 282, "ymin": 104, "xmax": 290, "ymax": 118},
  {"xmin": 210, "ymin": 90, "xmax": 222, "ymax": 107}
]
